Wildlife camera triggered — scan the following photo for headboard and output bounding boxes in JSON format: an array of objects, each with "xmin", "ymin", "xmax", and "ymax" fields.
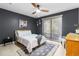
[{"xmin": 15, "ymin": 30, "xmax": 32, "ymax": 37}]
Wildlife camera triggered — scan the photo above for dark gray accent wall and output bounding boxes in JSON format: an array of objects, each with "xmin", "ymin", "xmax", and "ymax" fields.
[
  {"xmin": 78, "ymin": 8, "xmax": 79, "ymax": 24},
  {"xmin": 36, "ymin": 19, "xmax": 42, "ymax": 34},
  {"xmin": 0, "ymin": 8, "xmax": 37, "ymax": 44},
  {"xmin": 36, "ymin": 8, "xmax": 78, "ymax": 36},
  {"xmin": 62, "ymin": 9, "xmax": 78, "ymax": 36}
]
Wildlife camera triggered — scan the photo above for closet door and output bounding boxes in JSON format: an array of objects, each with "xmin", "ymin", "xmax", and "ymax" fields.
[
  {"xmin": 52, "ymin": 15, "xmax": 62, "ymax": 40},
  {"xmin": 42, "ymin": 18, "xmax": 51, "ymax": 38}
]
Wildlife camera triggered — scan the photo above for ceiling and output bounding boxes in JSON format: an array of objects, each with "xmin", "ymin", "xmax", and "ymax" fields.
[{"xmin": 0, "ymin": 3, "xmax": 79, "ymax": 18}]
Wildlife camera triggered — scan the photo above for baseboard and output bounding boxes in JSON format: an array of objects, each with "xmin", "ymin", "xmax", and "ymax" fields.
[{"xmin": 0, "ymin": 41, "xmax": 15, "ymax": 47}]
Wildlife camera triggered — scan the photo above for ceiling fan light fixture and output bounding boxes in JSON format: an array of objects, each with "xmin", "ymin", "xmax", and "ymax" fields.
[
  {"xmin": 31, "ymin": 3, "xmax": 49, "ymax": 16},
  {"xmin": 36, "ymin": 9, "xmax": 41, "ymax": 13}
]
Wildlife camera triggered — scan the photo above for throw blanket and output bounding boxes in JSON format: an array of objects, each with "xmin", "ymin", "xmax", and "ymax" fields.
[{"xmin": 36, "ymin": 35, "xmax": 42, "ymax": 45}]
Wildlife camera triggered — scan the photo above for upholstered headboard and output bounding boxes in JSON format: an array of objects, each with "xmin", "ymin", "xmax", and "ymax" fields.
[{"xmin": 15, "ymin": 30, "xmax": 32, "ymax": 37}]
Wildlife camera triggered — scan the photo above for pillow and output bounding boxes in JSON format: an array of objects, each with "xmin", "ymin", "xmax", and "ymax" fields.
[
  {"xmin": 25, "ymin": 30, "xmax": 31, "ymax": 35},
  {"xmin": 18, "ymin": 31, "xmax": 23, "ymax": 37},
  {"xmin": 36, "ymin": 35, "xmax": 42, "ymax": 45}
]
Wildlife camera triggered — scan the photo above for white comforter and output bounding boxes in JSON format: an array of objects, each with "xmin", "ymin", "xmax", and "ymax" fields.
[{"xmin": 17, "ymin": 34, "xmax": 46, "ymax": 53}]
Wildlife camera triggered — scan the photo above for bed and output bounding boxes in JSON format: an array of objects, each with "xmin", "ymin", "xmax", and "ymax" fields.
[{"xmin": 15, "ymin": 30, "xmax": 46, "ymax": 53}]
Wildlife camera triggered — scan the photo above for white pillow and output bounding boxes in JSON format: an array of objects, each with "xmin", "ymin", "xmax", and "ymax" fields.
[
  {"xmin": 25, "ymin": 30, "xmax": 31, "ymax": 35},
  {"xmin": 18, "ymin": 31, "xmax": 23, "ymax": 37}
]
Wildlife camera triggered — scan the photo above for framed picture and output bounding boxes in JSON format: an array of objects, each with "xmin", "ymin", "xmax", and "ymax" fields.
[{"xmin": 19, "ymin": 19, "xmax": 27, "ymax": 28}]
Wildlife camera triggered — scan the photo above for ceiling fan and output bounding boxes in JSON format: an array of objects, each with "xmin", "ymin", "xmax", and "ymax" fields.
[{"xmin": 31, "ymin": 3, "xmax": 49, "ymax": 15}]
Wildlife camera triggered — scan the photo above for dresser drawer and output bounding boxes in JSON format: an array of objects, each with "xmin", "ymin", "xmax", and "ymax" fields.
[{"xmin": 66, "ymin": 40, "xmax": 79, "ymax": 56}]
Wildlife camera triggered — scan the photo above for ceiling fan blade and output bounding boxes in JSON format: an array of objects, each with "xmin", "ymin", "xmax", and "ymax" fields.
[
  {"xmin": 32, "ymin": 3, "xmax": 37, "ymax": 8},
  {"xmin": 40, "ymin": 9, "xmax": 49, "ymax": 12}
]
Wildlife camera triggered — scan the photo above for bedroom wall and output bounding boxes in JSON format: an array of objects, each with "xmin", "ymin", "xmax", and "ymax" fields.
[
  {"xmin": 0, "ymin": 8, "xmax": 78, "ymax": 43},
  {"xmin": 0, "ymin": 8, "xmax": 38, "ymax": 44},
  {"xmin": 62, "ymin": 9, "xmax": 78, "ymax": 36},
  {"xmin": 35, "ymin": 18, "xmax": 42, "ymax": 34},
  {"xmin": 36, "ymin": 8, "xmax": 78, "ymax": 36}
]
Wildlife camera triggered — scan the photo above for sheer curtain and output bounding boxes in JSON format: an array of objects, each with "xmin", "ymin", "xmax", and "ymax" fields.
[
  {"xmin": 42, "ymin": 15, "xmax": 62, "ymax": 40},
  {"xmin": 52, "ymin": 15, "xmax": 62, "ymax": 40},
  {"xmin": 42, "ymin": 17, "xmax": 51, "ymax": 38}
]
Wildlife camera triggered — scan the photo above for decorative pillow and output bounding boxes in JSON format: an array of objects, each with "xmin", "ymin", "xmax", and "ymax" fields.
[{"xmin": 36, "ymin": 35, "xmax": 42, "ymax": 45}]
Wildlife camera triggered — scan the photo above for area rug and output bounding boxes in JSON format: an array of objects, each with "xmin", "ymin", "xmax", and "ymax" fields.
[{"xmin": 16, "ymin": 49, "xmax": 29, "ymax": 56}]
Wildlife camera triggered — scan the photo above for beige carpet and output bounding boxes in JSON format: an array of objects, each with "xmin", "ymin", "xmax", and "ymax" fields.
[{"xmin": 0, "ymin": 43, "xmax": 20, "ymax": 56}]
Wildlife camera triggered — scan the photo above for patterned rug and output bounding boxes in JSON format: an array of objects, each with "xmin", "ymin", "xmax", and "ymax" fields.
[
  {"xmin": 16, "ymin": 43, "xmax": 57, "ymax": 56},
  {"xmin": 16, "ymin": 49, "xmax": 29, "ymax": 56}
]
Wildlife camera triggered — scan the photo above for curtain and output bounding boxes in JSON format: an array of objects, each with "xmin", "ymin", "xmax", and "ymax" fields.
[{"xmin": 42, "ymin": 15, "xmax": 62, "ymax": 40}]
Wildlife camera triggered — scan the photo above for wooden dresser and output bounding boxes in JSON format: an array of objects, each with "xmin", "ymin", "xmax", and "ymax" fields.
[{"xmin": 65, "ymin": 33, "xmax": 79, "ymax": 56}]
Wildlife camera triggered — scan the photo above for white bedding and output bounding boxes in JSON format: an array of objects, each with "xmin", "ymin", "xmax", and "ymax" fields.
[
  {"xmin": 18, "ymin": 34, "xmax": 38, "ymax": 53},
  {"xmin": 16, "ymin": 34, "xmax": 46, "ymax": 53}
]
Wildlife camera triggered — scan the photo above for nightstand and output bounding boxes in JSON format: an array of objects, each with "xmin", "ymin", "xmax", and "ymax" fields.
[{"xmin": 65, "ymin": 33, "xmax": 79, "ymax": 56}]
